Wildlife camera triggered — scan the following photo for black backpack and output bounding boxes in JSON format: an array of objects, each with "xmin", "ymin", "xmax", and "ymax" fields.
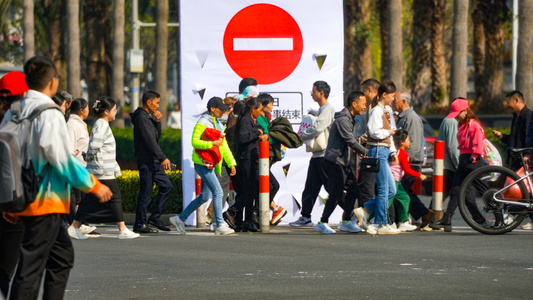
[{"xmin": 0, "ymin": 101, "xmax": 61, "ymax": 212}]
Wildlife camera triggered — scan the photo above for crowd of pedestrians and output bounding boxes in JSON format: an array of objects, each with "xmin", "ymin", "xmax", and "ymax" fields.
[{"xmin": 1, "ymin": 55, "xmax": 533, "ymax": 298}]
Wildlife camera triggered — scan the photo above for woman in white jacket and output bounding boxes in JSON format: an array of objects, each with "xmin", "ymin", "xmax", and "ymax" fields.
[
  {"xmin": 68, "ymin": 97, "xmax": 139, "ymax": 240},
  {"xmin": 65, "ymin": 98, "xmax": 90, "ymax": 226},
  {"xmin": 354, "ymin": 80, "xmax": 400, "ymax": 235}
]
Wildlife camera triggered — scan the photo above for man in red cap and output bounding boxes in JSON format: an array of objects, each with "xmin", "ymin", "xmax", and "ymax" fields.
[
  {"xmin": 0, "ymin": 71, "xmax": 28, "ymax": 122},
  {"xmin": 0, "ymin": 71, "xmax": 28, "ymax": 298}
]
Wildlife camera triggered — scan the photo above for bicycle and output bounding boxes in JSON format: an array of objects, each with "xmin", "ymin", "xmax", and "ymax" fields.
[{"xmin": 458, "ymin": 147, "xmax": 532, "ymax": 235}]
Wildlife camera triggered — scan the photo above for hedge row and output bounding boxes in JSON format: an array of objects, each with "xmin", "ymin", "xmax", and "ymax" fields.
[
  {"xmin": 112, "ymin": 127, "xmax": 182, "ymax": 169},
  {"xmin": 116, "ymin": 170, "xmax": 183, "ymax": 214}
]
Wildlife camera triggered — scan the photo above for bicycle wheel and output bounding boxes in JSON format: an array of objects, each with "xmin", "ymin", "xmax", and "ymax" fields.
[{"xmin": 458, "ymin": 166, "xmax": 529, "ymax": 235}]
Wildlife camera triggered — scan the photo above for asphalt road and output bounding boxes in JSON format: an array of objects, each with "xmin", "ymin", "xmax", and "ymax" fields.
[{"xmin": 64, "ymin": 215, "xmax": 533, "ymax": 300}]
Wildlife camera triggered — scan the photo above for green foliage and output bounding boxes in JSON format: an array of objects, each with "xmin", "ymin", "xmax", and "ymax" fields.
[
  {"xmin": 112, "ymin": 127, "xmax": 181, "ymax": 167},
  {"xmin": 117, "ymin": 170, "xmax": 182, "ymax": 214}
]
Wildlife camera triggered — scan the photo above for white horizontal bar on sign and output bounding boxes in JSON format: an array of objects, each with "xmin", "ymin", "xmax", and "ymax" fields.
[{"xmin": 233, "ymin": 38, "xmax": 293, "ymax": 51}]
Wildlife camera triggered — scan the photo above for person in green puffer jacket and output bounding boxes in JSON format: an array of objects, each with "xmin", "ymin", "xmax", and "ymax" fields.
[{"xmin": 169, "ymin": 97, "xmax": 237, "ymax": 235}]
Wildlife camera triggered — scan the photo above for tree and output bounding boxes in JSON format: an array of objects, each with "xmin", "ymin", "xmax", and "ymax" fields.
[
  {"xmin": 478, "ymin": 0, "xmax": 508, "ymax": 112},
  {"xmin": 344, "ymin": 0, "xmax": 372, "ymax": 93},
  {"xmin": 449, "ymin": 0, "xmax": 469, "ymax": 101},
  {"xmin": 471, "ymin": 0, "xmax": 485, "ymax": 105},
  {"xmin": 111, "ymin": 0, "xmax": 125, "ymax": 128},
  {"xmin": 430, "ymin": 0, "xmax": 447, "ymax": 110},
  {"xmin": 155, "ymin": 0, "xmax": 168, "ymax": 126},
  {"xmin": 23, "ymin": 0, "xmax": 34, "ymax": 62},
  {"xmin": 42, "ymin": 0, "xmax": 67, "ymax": 91},
  {"xmin": 66, "ymin": 0, "xmax": 81, "ymax": 97},
  {"xmin": 84, "ymin": 0, "xmax": 111, "ymax": 116},
  {"xmin": 517, "ymin": 0, "xmax": 533, "ymax": 106},
  {"xmin": 388, "ymin": 0, "xmax": 403, "ymax": 88},
  {"xmin": 379, "ymin": 0, "xmax": 388, "ymax": 80},
  {"xmin": 411, "ymin": 0, "xmax": 432, "ymax": 110}
]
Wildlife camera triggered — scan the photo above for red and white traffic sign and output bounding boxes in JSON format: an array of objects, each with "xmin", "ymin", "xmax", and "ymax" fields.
[{"xmin": 223, "ymin": 4, "xmax": 304, "ymax": 85}]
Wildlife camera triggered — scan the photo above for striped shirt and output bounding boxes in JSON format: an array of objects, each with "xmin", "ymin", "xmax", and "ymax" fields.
[{"xmin": 86, "ymin": 119, "xmax": 121, "ymax": 179}]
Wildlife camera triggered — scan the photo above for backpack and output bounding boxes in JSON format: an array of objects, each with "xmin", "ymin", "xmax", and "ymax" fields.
[{"xmin": 0, "ymin": 101, "xmax": 61, "ymax": 212}]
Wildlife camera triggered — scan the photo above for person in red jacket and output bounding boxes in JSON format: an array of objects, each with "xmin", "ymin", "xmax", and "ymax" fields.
[{"xmin": 388, "ymin": 129, "xmax": 427, "ymax": 232}]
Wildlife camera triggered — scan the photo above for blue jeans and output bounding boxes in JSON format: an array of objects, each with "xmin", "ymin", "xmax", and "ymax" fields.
[
  {"xmin": 179, "ymin": 164, "xmax": 224, "ymax": 226},
  {"xmin": 363, "ymin": 146, "xmax": 396, "ymax": 225}
]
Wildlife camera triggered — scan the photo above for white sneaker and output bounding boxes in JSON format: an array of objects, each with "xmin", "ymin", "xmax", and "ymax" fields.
[
  {"xmin": 366, "ymin": 224, "xmax": 378, "ymax": 235},
  {"xmin": 315, "ymin": 222, "xmax": 336, "ymax": 234},
  {"xmin": 289, "ymin": 216, "xmax": 314, "ymax": 227},
  {"xmin": 209, "ymin": 223, "xmax": 216, "ymax": 231},
  {"xmin": 522, "ymin": 222, "xmax": 533, "ymax": 230},
  {"xmin": 377, "ymin": 224, "xmax": 401, "ymax": 235},
  {"xmin": 118, "ymin": 228, "xmax": 140, "ymax": 239},
  {"xmin": 79, "ymin": 224, "xmax": 97, "ymax": 235},
  {"xmin": 398, "ymin": 221, "xmax": 417, "ymax": 232},
  {"xmin": 353, "ymin": 207, "xmax": 369, "ymax": 230},
  {"xmin": 68, "ymin": 226, "xmax": 88, "ymax": 240},
  {"xmin": 169, "ymin": 216, "xmax": 186, "ymax": 235},
  {"xmin": 215, "ymin": 223, "xmax": 235, "ymax": 235},
  {"xmin": 338, "ymin": 221, "xmax": 363, "ymax": 233}
]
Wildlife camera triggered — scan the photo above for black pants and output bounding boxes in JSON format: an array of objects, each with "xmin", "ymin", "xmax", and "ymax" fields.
[
  {"xmin": 402, "ymin": 165, "xmax": 430, "ymax": 220},
  {"xmin": 447, "ymin": 154, "xmax": 486, "ymax": 223},
  {"xmin": 9, "ymin": 214, "xmax": 74, "ymax": 300},
  {"xmin": 135, "ymin": 163, "xmax": 173, "ymax": 229},
  {"xmin": 321, "ymin": 160, "xmax": 360, "ymax": 223},
  {"xmin": 300, "ymin": 157, "xmax": 328, "ymax": 219},
  {"xmin": 65, "ymin": 188, "xmax": 82, "ymax": 225},
  {"xmin": 228, "ymin": 159, "xmax": 258, "ymax": 223},
  {"xmin": 0, "ymin": 217, "xmax": 24, "ymax": 298},
  {"xmin": 357, "ymin": 168, "xmax": 376, "ymax": 207}
]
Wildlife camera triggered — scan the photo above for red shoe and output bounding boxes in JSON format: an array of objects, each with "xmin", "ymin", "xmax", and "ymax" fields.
[{"xmin": 270, "ymin": 207, "xmax": 287, "ymax": 226}]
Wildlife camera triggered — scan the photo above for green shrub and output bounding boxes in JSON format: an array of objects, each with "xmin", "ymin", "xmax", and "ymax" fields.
[
  {"xmin": 116, "ymin": 170, "xmax": 183, "ymax": 214},
  {"xmin": 111, "ymin": 127, "xmax": 182, "ymax": 169}
]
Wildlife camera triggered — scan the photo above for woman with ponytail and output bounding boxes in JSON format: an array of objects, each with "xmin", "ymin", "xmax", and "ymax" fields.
[
  {"xmin": 68, "ymin": 97, "xmax": 140, "ymax": 240},
  {"xmin": 223, "ymin": 98, "xmax": 268, "ymax": 232},
  {"xmin": 354, "ymin": 80, "xmax": 401, "ymax": 235}
]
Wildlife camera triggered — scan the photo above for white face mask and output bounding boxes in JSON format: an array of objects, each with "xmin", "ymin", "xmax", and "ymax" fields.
[{"xmin": 219, "ymin": 114, "xmax": 228, "ymax": 124}]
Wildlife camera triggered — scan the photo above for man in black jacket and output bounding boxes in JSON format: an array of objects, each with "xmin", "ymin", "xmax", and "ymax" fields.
[
  {"xmin": 315, "ymin": 91, "xmax": 368, "ymax": 234},
  {"xmin": 131, "ymin": 90, "xmax": 172, "ymax": 233},
  {"xmin": 492, "ymin": 90, "xmax": 531, "ymax": 171}
]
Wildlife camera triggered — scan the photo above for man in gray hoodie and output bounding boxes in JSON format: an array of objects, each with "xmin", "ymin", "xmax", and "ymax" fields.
[{"xmin": 315, "ymin": 91, "xmax": 368, "ymax": 234}]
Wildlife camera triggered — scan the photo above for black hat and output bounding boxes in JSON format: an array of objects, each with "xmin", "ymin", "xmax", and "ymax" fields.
[{"xmin": 207, "ymin": 97, "xmax": 230, "ymax": 111}]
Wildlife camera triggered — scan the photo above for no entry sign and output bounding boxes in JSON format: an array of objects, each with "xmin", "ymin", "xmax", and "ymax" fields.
[{"xmin": 223, "ymin": 4, "xmax": 304, "ymax": 85}]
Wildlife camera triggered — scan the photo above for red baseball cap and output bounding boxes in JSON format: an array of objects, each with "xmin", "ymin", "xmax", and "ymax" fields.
[
  {"xmin": 446, "ymin": 98, "xmax": 469, "ymax": 119},
  {"xmin": 0, "ymin": 71, "xmax": 29, "ymax": 97}
]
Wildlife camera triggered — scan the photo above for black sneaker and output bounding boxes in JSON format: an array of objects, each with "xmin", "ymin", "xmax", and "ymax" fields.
[
  {"xmin": 133, "ymin": 224, "xmax": 159, "ymax": 234},
  {"xmin": 147, "ymin": 219, "xmax": 171, "ymax": 231},
  {"xmin": 242, "ymin": 220, "xmax": 260, "ymax": 232},
  {"xmin": 223, "ymin": 211, "xmax": 236, "ymax": 230}
]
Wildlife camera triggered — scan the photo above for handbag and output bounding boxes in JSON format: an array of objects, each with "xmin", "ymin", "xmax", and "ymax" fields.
[{"xmin": 360, "ymin": 147, "xmax": 380, "ymax": 173}]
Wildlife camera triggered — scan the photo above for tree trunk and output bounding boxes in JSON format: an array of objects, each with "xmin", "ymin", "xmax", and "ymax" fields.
[
  {"xmin": 379, "ymin": 0, "xmax": 388, "ymax": 80},
  {"xmin": 84, "ymin": 0, "xmax": 110, "ymax": 118},
  {"xmin": 43, "ymin": 0, "xmax": 67, "ymax": 91},
  {"xmin": 517, "ymin": 0, "xmax": 533, "ymax": 106},
  {"xmin": 430, "ymin": 0, "xmax": 448, "ymax": 110},
  {"xmin": 66, "ymin": 0, "xmax": 81, "ymax": 97},
  {"xmin": 388, "ymin": 0, "xmax": 403, "ymax": 88},
  {"xmin": 156, "ymin": 0, "xmax": 169, "ymax": 127},
  {"xmin": 23, "ymin": 0, "xmax": 34, "ymax": 62},
  {"xmin": 411, "ymin": 0, "xmax": 432, "ymax": 110},
  {"xmin": 479, "ymin": 0, "xmax": 507, "ymax": 113},
  {"xmin": 450, "ymin": 0, "xmax": 469, "ymax": 101},
  {"xmin": 344, "ymin": 0, "xmax": 372, "ymax": 94},
  {"xmin": 471, "ymin": 0, "xmax": 485, "ymax": 105},
  {"xmin": 110, "ymin": 0, "xmax": 125, "ymax": 128}
]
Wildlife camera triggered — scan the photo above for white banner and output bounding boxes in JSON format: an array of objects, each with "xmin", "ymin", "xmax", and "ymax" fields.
[{"xmin": 180, "ymin": 0, "xmax": 345, "ymax": 225}]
